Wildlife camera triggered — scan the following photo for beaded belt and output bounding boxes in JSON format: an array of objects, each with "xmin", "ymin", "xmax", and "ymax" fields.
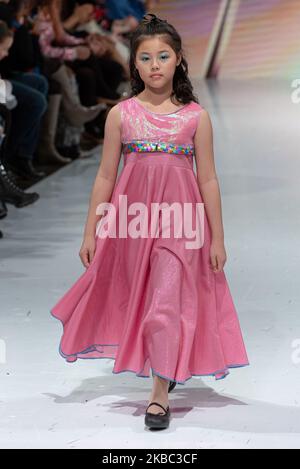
[{"xmin": 122, "ymin": 140, "xmax": 194, "ymax": 156}]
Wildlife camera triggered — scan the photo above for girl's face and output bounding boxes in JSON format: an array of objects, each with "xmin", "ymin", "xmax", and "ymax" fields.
[
  {"xmin": 0, "ymin": 36, "xmax": 13, "ymax": 60},
  {"xmin": 134, "ymin": 36, "xmax": 181, "ymax": 89}
]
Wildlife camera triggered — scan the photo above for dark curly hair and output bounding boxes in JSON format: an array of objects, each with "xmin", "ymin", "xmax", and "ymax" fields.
[{"xmin": 129, "ymin": 13, "xmax": 199, "ymax": 105}]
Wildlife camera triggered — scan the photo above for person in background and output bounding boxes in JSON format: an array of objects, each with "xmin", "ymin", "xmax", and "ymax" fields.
[
  {"xmin": 106, "ymin": 0, "xmax": 160, "ymax": 38},
  {"xmin": 0, "ymin": 0, "xmax": 71, "ymax": 165},
  {"xmin": 36, "ymin": 0, "xmax": 126, "ymax": 142},
  {"xmin": 0, "ymin": 0, "xmax": 48, "ymax": 180},
  {"xmin": 61, "ymin": 0, "xmax": 130, "ymax": 79},
  {"xmin": 0, "ymin": 20, "xmax": 40, "ymax": 217}
]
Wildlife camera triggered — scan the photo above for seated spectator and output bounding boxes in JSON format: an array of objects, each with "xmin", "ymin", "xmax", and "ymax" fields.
[
  {"xmin": 36, "ymin": 0, "xmax": 127, "ymax": 141},
  {"xmin": 0, "ymin": 12, "xmax": 48, "ymax": 179},
  {"xmin": 106, "ymin": 0, "xmax": 159, "ymax": 37},
  {"xmin": 0, "ymin": 22, "xmax": 40, "ymax": 213},
  {"xmin": 0, "ymin": 1, "xmax": 71, "ymax": 165},
  {"xmin": 61, "ymin": 0, "xmax": 130, "ymax": 74}
]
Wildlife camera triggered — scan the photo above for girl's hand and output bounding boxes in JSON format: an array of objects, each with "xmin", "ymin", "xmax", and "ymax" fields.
[
  {"xmin": 209, "ymin": 239, "xmax": 227, "ymax": 273},
  {"xmin": 79, "ymin": 235, "xmax": 96, "ymax": 268}
]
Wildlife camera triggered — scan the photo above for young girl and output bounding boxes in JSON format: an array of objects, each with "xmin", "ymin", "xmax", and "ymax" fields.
[{"xmin": 50, "ymin": 13, "xmax": 250, "ymax": 431}]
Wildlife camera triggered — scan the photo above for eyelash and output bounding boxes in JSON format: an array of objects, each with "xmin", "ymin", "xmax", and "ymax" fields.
[{"xmin": 141, "ymin": 55, "xmax": 169, "ymax": 62}]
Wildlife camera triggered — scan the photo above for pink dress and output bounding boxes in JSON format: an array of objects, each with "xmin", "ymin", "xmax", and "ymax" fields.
[{"xmin": 50, "ymin": 96, "xmax": 250, "ymax": 383}]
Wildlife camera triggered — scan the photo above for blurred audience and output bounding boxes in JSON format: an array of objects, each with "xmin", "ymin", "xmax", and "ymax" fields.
[
  {"xmin": 0, "ymin": 0, "xmax": 157, "ymax": 239},
  {"xmin": 107, "ymin": 0, "xmax": 159, "ymax": 37}
]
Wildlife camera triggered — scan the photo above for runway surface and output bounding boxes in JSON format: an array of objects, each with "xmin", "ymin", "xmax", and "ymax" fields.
[{"xmin": 0, "ymin": 78, "xmax": 299, "ymax": 449}]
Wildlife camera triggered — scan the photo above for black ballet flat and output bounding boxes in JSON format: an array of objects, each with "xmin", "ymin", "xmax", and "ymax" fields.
[
  {"xmin": 145, "ymin": 402, "xmax": 170, "ymax": 429},
  {"xmin": 168, "ymin": 380, "xmax": 177, "ymax": 392}
]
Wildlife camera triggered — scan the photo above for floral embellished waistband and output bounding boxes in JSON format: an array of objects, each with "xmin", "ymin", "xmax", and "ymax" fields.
[{"xmin": 122, "ymin": 140, "xmax": 194, "ymax": 156}]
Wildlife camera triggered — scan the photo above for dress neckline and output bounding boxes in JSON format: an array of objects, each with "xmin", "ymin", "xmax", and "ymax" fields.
[{"xmin": 132, "ymin": 97, "xmax": 191, "ymax": 116}]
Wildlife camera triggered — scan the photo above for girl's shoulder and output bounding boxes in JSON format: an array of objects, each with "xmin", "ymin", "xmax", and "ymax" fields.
[
  {"xmin": 189, "ymin": 101, "xmax": 205, "ymax": 116},
  {"xmin": 188, "ymin": 100, "xmax": 205, "ymax": 111}
]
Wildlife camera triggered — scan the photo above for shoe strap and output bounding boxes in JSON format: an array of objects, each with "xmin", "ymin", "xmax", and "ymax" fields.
[{"xmin": 146, "ymin": 401, "xmax": 169, "ymax": 414}]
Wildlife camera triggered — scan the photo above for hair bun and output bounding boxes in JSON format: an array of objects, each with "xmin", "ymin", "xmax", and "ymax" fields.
[
  {"xmin": 141, "ymin": 13, "xmax": 167, "ymax": 25},
  {"xmin": 141, "ymin": 13, "xmax": 158, "ymax": 23}
]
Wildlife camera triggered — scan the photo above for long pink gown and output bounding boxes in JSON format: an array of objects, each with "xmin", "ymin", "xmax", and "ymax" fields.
[{"xmin": 50, "ymin": 96, "xmax": 250, "ymax": 383}]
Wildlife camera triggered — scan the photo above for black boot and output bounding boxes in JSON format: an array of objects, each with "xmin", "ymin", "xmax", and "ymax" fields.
[
  {"xmin": 7, "ymin": 158, "xmax": 46, "ymax": 180},
  {"xmin": 0, "ymin": 162, "xmax": 39, "ymax": 207},
  {"xmin": 0, "ymin": 199, "xmax": 7, "ymax": 219}
]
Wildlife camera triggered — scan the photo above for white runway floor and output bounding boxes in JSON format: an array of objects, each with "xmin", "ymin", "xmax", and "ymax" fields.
[{"xmin": 0, "ymin": 78, "xmax": 299, "ymax": 449}]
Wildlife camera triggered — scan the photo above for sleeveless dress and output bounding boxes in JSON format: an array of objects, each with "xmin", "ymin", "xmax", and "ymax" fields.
[{"xmin": 50, "ymin": 96, "xmax": 250, "ymax": 383}]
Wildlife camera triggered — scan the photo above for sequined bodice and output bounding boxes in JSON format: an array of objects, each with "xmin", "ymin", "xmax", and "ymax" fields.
[{"xmin": 117, "ymin": 97, "xmax": 203, "ymax": 158}]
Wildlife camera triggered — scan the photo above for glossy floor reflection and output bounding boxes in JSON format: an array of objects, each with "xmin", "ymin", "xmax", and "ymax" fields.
[{"xmin": 0, "ymin": 78, "xmax": 299, "ymax": 448}]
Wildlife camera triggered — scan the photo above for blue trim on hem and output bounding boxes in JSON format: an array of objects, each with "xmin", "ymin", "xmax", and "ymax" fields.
[{"xmin": 50, "ymin": 308, "xmax": 250, "ymax": 384}]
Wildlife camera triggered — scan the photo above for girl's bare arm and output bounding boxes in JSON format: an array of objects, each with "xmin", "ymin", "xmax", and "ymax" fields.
[
  {"xmin": 83, "ymin": 105, "xmax": 122, "ymax": 239},
  {"xmin": 194, "ymin": 109, "xmax": 225, "ymax": 243}
]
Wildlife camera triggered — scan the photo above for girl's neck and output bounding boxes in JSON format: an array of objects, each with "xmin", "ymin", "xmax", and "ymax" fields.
[{"xmin": 138, "ymin": 91, "xmax": 179, "ymax": 106}]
